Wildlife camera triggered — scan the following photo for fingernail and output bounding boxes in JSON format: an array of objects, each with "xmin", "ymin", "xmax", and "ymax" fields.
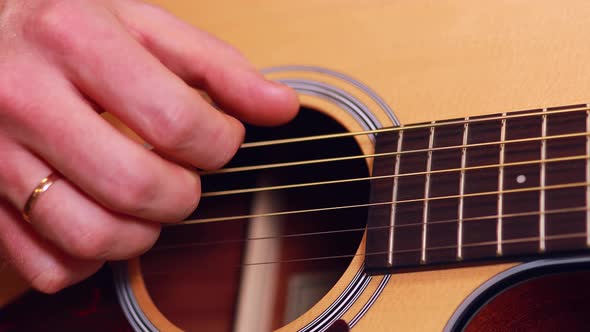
[{"xmin": 266, "ymin": 79, "xmax": 288, "ymax": 89}]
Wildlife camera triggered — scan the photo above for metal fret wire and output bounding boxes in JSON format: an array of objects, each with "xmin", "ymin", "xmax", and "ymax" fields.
[
  {"xmin": 457, "ymin": 119, "xmax": 469, "ymax": 260},
  {"xmin": 497, "ymin": 115, "xmax": 506, "ymax": 256},
  {"xmin": 421, "ymin": 125, "xmax": 435, "ymax": 263},
  {"xmin": 387, "ymin": 129, "xmax": 404, "ymax": 266},
  {"xmin": 540, "ymin": 109, "xmax": 548, "ymax": 252}
]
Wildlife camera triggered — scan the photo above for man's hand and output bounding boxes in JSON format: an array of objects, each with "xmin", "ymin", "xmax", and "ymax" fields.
[{"xmin": 0, "ymin": 0, "xmax": 298, "ymax": 293}]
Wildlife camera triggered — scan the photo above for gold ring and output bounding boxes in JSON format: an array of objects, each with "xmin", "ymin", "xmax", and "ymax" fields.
[{"xmin": 22, "ymin": 173, "xmax": 60, "ymax": 223}]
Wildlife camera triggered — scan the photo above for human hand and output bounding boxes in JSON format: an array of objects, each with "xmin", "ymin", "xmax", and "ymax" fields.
[{"xmin": 0, "ymin": 0, "xmax": 298, "ymax": 293}]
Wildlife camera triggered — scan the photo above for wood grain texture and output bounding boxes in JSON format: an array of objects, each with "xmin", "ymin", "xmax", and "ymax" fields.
[{"xmin": 151, "ymin": 0, "xmax": 590, "ymax": 124}]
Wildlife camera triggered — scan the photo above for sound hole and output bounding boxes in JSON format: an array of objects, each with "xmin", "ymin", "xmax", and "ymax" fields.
[{"xmin": 139, "ymin": 108, "xmax": 370, "ymax": 331}]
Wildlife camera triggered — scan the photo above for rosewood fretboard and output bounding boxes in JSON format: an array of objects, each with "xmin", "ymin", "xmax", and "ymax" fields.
[{"xmin": 365, "ymin": 104, "xmax": 590, "ymax": 274}]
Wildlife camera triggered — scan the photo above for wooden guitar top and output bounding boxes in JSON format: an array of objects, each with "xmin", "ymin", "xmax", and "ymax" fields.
[{"xmin": 2, "ymin": 2, "xmax": 590, "ymax": 331}]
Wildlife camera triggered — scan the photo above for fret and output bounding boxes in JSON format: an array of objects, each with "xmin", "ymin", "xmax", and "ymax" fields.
[
  {"xmin": 497, "ymin": 115, "xmax": 507, "ymax": 256},
  {"xmin": 388, "ymin": 129, "xmax": 404, "ymax": 266},
  {"xmin": 463, "ymin": 116, "xmax": 502, "ymax": 260},
  {"xmin": 366, "ymin": 104, "xmax": 590, "ymax": 275},
  {"xmin": 392, "ymin": 125, "xmax": 431, "ymax": 267},
  {"xmin": 426, "ymin": 120, "xmax": 462, "ymax": 264},
  {"xmin": 586, "ymin": 106, "xmax": 590, "ymax": 247},
  {"xmin": 421, "ymin": 125, "xmax": 435, "ymax": 264},
  {"xmin": 545, "ymin": 105, "xmax": 587, "ymax": 252},
  {"xmin": 365, "ymin": 129, "xmax": 399, "ymax": 272},
  {"xmin": 540, "ymin": 109, "xmax": 548, "ymax": 252},
  {"xmin": 458, "ymin": 120, "xmax": 469, "ymax": 260},
  {"xmin": 501, "ymin": 109, "xmax": 542, "ymax": 255}
]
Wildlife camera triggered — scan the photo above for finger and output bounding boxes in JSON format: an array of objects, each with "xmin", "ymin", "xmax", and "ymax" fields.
[
  {"xmin": 0, "ymin": 139, "xmax": 161, "ymax": 261},
  {"xmin": 24, "ymin": 1, "xmax": 244, "ymax": 169},
  {"xmin": 0, "ymin": 200, "xmax": 103, "ymax": 294},
  {"xmin": 0, "ymin": 63, "xmax": 199, "ymax": 223},
  {"xmin": 114, "ymin": 1, "xmax": 299, "ymax": 126}
]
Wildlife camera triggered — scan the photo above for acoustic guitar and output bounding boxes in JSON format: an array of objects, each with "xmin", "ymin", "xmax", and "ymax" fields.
[{"xmin": 2, "ymin": 0, "xmax": 590, "ymax": 331}]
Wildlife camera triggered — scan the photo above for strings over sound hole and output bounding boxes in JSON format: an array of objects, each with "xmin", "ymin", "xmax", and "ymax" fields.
[{"xmin": 139, "ymin": 108, "xmax": 370, "ymax": 331}]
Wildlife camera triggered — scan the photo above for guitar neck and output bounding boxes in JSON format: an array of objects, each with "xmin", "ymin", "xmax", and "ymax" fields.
[{"xmin": 366, "ymin": 103, "xmax": 590, "ymax": 274}]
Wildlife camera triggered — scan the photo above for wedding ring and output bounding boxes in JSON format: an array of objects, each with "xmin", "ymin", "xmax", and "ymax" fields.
[{"xmin": 22, "ymin": 173, "xmax": 60, "ymax": 223}]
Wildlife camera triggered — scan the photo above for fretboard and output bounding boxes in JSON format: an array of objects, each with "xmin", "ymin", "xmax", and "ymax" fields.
[{"xmin": 365, "ymin": 103, "xmax": 590, "ymax": 274}]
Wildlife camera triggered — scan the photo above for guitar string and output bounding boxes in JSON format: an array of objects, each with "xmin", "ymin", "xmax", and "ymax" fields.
[
  {"xmin": 238, "ymin": 232, "xmax": 587, "ymax": 268},
  {"xmin": 182, "ymin": 179, "xmax": 590, "ymax": 225},
  {"xmin": 192, "ymin": 110, "xmax": 589, "ymax": 221},
  {"xmin": 202, "ymin": 131, "xmax": 590, "ymax": 177},
  {"xmin": 142, "ymin": 232, "xmax": 587, "ymax": 274},
  {"xmin": 201, "ymin": 153, "xmax": 589, "ymax": 198},
  {"xmin": 239, "ymin": 105, "xmax": 588, "ymax": 149},
  {"xmin": 148, "ymin": 106, "xmax": 590, "ymax": 269},
  {"xmin": 153, "ymin": 205, "xmax": 589, "ymax": 251}
]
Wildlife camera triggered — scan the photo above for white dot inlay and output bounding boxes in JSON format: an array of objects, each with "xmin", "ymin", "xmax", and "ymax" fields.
[{"xmin": 516, "ymin": 175, "xmax": 526, "ymax": 184}]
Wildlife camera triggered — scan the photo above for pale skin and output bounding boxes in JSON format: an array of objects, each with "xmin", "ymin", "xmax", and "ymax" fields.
[{"xmin": 0, "ymin": 0, "xmax": 299, "ymax": 293}]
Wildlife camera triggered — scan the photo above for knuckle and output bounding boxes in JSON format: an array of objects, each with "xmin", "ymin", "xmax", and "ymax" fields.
[
  {"xmin": 23, "ymin": 1, "xmax": 83, "ymax": 51},
  {"xmin": 0, "ymin": 85, "xmax": 43, "ymax": 130},
  {"xmin": 0, "ymin": 73, "xmax": 28, "ymax": 117},
  {"xmin": 144, "ymin": 98, "xmax": 244, "ymax": 169},
  {"xmin": 151, "ymin": 101, "xmax": 198, "ymax": 152}
]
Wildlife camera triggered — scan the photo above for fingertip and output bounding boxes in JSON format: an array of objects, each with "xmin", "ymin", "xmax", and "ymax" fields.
[
  {"xmin": 178, "ymin": 167, "xmax": 202, "ymax": 219},
  {"xmin": 155, "ymin": 164, "xmax": 202, "ymax": 222},
  {"xmin": 267, "ymin": 80, "xmax": 300, "ymax": 122},
  {"xmin": 245, "ymin": 78, "xmax": 300, "ymax": 127}
]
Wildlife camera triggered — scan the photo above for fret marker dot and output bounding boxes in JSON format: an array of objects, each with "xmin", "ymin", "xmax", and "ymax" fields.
[{"xmin": 516, "ymin": 175, "xmax": 526, "ymax": 184}]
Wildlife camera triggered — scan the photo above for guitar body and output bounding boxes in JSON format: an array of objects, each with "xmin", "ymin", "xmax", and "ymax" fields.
[{"xmin": 2, "ymin": 0, "xmax": 590, "ymax": 331}]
